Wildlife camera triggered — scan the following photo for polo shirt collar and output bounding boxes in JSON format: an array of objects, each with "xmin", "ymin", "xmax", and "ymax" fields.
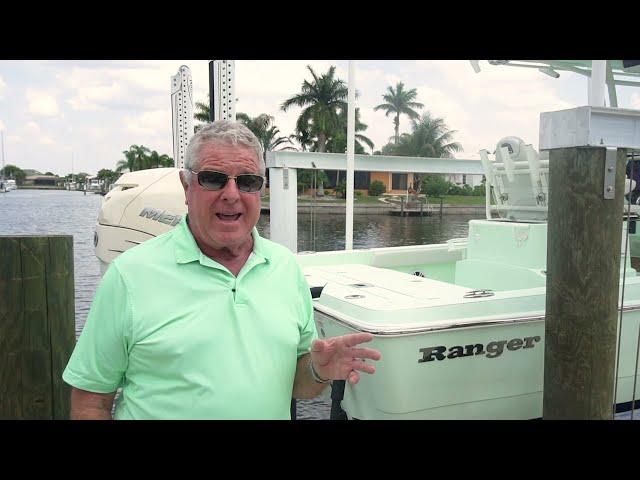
[{"xmin": 174, "ymin": 215, "xmax": 270, "ymax": 266}]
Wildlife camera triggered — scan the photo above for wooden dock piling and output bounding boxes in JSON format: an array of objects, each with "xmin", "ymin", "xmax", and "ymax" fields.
[
  {"xmin": 0, "ymin": 235, "xmax": 75, "ymax": 419},
  {"xmin": 543, "ymin": 147, "xmax": 626, "ymax": 419}
]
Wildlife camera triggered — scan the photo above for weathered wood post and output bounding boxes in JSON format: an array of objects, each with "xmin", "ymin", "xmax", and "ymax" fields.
[
  {"xmin": 540, "ymin": 106, "xmax": 638, "ymax": 419},
  {"xmin": 0, "ymin": 235, "xmax": 75, "ymax": 419}
]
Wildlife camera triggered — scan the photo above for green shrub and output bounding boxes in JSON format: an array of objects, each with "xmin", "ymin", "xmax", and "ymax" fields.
[
  {"xmin": 368, "ymin": 180, "xmax": 386, "ymax": 196},
  {"xmin": 447, "ymin": 185, "xmax": 463, "ymax": 195},
  {"xmin": 473, "ymin": 184, "xmax": 486, "ymax": 196},
  {"xmin": 421, "ymin": 174, "xmax": 451, "ymax": 197}
]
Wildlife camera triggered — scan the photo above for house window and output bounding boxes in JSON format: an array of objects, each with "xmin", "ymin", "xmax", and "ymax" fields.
[
  {"xmin": 354, "ymin": 171, "xmax": 370, "ymax": 189},
  {"xmin": 392, "ymin": 173, "xmax": 407, "ymax": 190}
]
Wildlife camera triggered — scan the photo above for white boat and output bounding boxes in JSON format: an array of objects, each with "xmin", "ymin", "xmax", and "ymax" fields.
[
  {"xmin": 296, "ymin": 136, "xmax": 640, "ymax": 419},
  {"xmin": 93, "ymin": 60, "xmax": 640, "ymax": 419},
  {"xmin": 6, "ymin": 179, "xmax": 17, "ymax": 191}
]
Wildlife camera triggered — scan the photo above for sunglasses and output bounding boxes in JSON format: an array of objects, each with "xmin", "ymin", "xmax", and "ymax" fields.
[{"xmin": 189, "ymin": 170, "xmax": 264, "ymax": 193}]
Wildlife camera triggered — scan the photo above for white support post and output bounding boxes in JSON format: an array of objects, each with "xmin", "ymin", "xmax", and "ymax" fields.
[
  {"xmin": 589, "ymin": 60, "xmax": 607, "ymax": 107},
  {"xmin": 346, "ymin": 60, "xmax": 356, "ymax": 250},
  {"xmin": 268, "ymin": 167, "xmax": 298, "ymax": 252},
  {"xmin": 212, "ymin": 60, "xmax": 236, "ymax": 121},
  {"xmin": 170, "ymin": 66, "xmax": 194, "ymax": 169}
]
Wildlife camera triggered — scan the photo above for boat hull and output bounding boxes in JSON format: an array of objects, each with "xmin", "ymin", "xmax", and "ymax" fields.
[{"xmin": 315, "ymin": 307, "xmax": 640, "ymax": 419}]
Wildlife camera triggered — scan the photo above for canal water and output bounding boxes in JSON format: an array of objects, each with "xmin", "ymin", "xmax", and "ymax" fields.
[{"xmin": 2, "ymin": 189, "xmax": 637, "ymax": 419}]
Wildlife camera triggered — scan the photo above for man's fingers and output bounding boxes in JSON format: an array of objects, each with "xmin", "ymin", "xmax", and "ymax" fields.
[
  {"xmin": 346, "ymin": 359, "xmax": 375, "ymax": 385},
  {"xmin": 352, "ymin": 361, "xmax": 376, "ymax": 375},
  {"xmin": 349, "ymin": 347, "xmax": 382, "ymax": 361},
  {"xmin": 310, "ymin": 339, "xmax": 326, "ymax": 353},
  {"xmin": 343, "ymin": 332, "xmax": 374, "ymax": 347}
]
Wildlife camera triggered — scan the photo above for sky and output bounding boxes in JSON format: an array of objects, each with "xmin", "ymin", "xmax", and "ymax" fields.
[{"xmin": 1, "ymin": 60, "xmax": 640, "ymax": 176}]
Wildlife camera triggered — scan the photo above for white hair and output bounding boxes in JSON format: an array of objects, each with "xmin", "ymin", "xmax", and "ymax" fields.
[{"xmin": 183, "ymin": 120, "xmax": 264, "ymax": 179}]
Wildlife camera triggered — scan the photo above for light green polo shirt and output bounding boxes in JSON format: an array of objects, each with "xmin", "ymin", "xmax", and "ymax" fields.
[{"xmin": 63, "ymin": 216, "xmax": 317, "ymax": 419}]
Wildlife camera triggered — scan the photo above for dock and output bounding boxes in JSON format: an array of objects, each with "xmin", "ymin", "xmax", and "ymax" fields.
[{"xmin": 389, "ymin": 208, "xmax": 431, "ymax": 217}]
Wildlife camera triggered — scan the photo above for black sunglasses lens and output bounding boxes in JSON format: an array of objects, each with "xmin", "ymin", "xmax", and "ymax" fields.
[
  {"xmin": 236, "ymin": 175, "xmax": 264, "ymax": 192},
  {"xmin": 197, "ymin": 171, "xmax": 263, "ymax": 192},
  {"xmin": 198, "ymin": 171, "xmax": 228, "ymax": 190}
]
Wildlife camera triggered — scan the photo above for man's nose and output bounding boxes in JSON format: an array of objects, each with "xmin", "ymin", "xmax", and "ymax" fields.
[{"xmin": 220, "ymin": 177, "xmax": 240, "ymax": 201}]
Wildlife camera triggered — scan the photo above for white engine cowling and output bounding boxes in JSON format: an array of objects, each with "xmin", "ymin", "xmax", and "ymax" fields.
[{"xmin": 94, "ymin": 168, "xmax": 187, "ymax": 274}]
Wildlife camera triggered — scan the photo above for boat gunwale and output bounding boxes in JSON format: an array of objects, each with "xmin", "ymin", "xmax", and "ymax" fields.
[{"xmin": 313, "ymin": 301, "xmax": 640, "ymax": 337}]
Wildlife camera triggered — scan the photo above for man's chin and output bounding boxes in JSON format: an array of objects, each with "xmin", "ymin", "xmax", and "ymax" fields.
[{"xmin": 209, "ymin": 230, "xmax": 252, "ymax": 248}]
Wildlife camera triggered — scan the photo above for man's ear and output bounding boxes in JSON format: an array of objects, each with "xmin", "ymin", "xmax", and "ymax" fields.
[{"xmin": 179, "ymin": 170, "xmax": 189, "ymax": 205}]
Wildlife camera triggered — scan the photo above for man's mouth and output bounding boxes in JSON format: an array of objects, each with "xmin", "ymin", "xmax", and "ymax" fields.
[{"xmin": 216, "ymin": 213, "xmax": 242, "ymax": 221}]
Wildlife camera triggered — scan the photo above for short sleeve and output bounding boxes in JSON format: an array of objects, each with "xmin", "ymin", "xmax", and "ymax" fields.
[
  {"xmin": 62, "ymin": 261, "xmax": 132, "ymax": 393},
  {"xmin": 295, "ymin": 261, "xmax": 317, "ymax": 357}
]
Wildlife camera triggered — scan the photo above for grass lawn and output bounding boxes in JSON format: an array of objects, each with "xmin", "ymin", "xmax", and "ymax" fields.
[
  {"xmin": 262, "ymin": 195, "xmax": 387, "ymax": 205},
  {"xmin": 261, "ymin": 194, "xmax": 485, "ymax": 206}
]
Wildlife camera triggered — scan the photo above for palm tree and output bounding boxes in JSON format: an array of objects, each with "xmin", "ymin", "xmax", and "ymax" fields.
[
  {"xmin": 326, "ymin": 107, "xmax": 375, "ymax": 154},
  {"xmin": 383, "ymin": 112, "xmax": 463, "ymax": 194},
  {"xmin": 282, "ymin": 66, "xmax": 352, "ymax": 196},
  {"xmin": 195, "ymin": 98, "xmax": 211, "ymax": 123},
  {"xmin": 148, "ymin": 150, "xmax": 174, "ymax": 168},
  {"xmin": 289, "ymin": 127, "xmax": 314, "ymax": 152},
  {"xmin": 132, "ymin": 145, "xmax": 151, "ymax": 170},
  {"xmin": 374, "ymin": 82, "xmax": 424, "ymax": 144},
  {"xmin": 115, "ymin": 145, "xmax": 151, "ymax": 172},
  {"xmin": 281, "ymin": 65, "xmax": 348, "ymax": 154},
  {"xmin": 236, "ymin": 113, "xmax": 294, "ymax": 160},
  {"xmin": 389, "ymin": 112, "xmax": 462, "ymax": 158},
  {"xmin": 115, "ymin": 148, "xmax": 137, "ymax": 173}
]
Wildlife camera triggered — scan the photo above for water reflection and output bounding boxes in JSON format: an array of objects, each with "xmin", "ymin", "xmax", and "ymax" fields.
[{"xmin": 257, "ymin": 212, "xmax": 477, "ymax": 252}]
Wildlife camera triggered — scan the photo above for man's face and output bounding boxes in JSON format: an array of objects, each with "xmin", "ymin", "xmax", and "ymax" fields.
[{"xmin": 180, "ymin": 141, "xmax": 262, "ymax": 252}]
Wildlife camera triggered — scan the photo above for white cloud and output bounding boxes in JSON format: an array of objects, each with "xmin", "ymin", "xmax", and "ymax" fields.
[
  {"xmin": 24, "ymin": 121, "xmax": 41, "ymax": 135},
  {"xmin": 26, "ymin": 89, "xmax": 60, "ymax": 116},
  {"xmin": 0, "ymin": 75, "xmax": 5, "ymax": 99},
  {"xmin": 123, "ymin": 109, "xmax": 171, "ymax": 137},
  {"xmin": 416, "ymin": 85, "xmax": 471, "ymax": 128},
  {"xmin": 7, "ymin": 135, "xmax": 22, "ymax": 144},
  {"xmin": 0, "ymin": 119, "xmax": 5, "ymax": 131},
  {"xmin": 67, "ymin": 82, "xmax": 128, "ymax": 111},
  {"xmin": 39, "ymin": 136, "xmax": 55, "ymax": 145},
  {"xmin": 632, "ymin": 93, "xmax": 640, "ymax": 109},
  {"xmin": 60, "ymin": 63, "xmax": 179, "ymax": 111},
  {"xmin": 237, "ymin": 61, "xmax": 335, "ymax": 100},
  {"xmin": 76, "ymin": 126, "xmax": 109, "ymax": 143}
]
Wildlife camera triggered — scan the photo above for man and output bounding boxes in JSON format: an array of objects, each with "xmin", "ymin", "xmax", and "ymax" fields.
[{"xmin": 63, "ymin": 121, "xmax": 381, "ymax": 419}]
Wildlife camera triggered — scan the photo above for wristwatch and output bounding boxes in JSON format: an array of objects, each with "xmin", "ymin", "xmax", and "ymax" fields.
[{"xmin": 308, "ymin": 358, "xmax": 330, "ymax": 384}]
